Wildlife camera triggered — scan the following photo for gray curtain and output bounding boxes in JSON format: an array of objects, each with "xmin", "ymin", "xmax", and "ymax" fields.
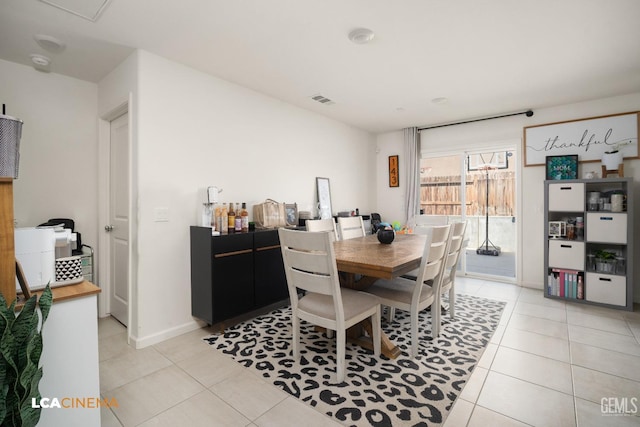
[{"xmin": 403, "ymin": 127, "xmax": 421, "ymax": 225}]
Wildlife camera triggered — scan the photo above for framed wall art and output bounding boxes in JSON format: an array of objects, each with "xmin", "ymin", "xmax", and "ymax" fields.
[
  {"xmin": 389, "ymin": 155, "xmax": 399, "ymax": 187},
  {"xmin": 546, "ymin": 155, "xmax": 578, "ymax": 180},
  {"xmin": 316, "ymin": 177, "xmax": 332, "ymax": 220},
  {"xmin": 524, "ymin": 112, "xmax": 639, "ymax": 166}
]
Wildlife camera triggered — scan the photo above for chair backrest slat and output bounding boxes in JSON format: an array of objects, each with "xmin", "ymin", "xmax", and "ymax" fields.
[
  {"xmin": 416, "ymin": 224, "xmax": 452, "ymax": 288},
  {"xmin": 287, "ymin": 268, "xmax": 335, "ymax": 295},
  {"xmin": 443, "ymin": 221, "xmax": 467, "ymax": 276},
  {"xmin": 278, "ymin": 228, "xmax": 343, "ymax": 304},
  {"xmin": 305, "ymin": 218, "xmax": 339, "ymax": 241},
  {"xmin": 337, "ymin": 216, "xmax": 366, "ymax": 240}
]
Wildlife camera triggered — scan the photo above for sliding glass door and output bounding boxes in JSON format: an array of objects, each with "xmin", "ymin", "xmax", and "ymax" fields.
[{"xmin": 420, "ymin": 148, "xmax": 517, "ymax": 281}]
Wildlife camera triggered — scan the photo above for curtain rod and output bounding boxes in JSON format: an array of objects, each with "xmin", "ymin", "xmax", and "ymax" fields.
[{"xmin": 418, "ymin": 109, "xmax": 534, "ymax": 131}]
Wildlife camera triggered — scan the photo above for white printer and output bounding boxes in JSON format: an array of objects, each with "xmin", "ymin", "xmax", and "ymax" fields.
[{"xmin": 14, "ymin": 227, "xmax": 56, "ymax": 291}]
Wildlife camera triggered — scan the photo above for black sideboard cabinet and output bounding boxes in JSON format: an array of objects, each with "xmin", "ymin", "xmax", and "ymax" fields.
[{"xmin": 190, "ymin": 226, "xmax": 289, "ymax": 324}]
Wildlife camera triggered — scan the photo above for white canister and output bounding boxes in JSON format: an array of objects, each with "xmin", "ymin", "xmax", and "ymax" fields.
[{"xmin": 611, "ymin": 194, "xmax": 625, "ymax": 212}]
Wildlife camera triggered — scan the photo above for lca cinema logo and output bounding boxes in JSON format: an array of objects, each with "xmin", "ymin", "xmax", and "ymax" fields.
[
  {"xmin": 32, "ymin": 397, "xmax": 119, "ymax": 409},
  {"xmin": 601, "ymin": 397, "xmax": 638, "ymax": 416}
]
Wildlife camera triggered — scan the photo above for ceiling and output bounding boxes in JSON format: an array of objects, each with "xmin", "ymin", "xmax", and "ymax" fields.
[{"xmin": 1, "ymin": 0, "xmax": 639, "ymax": 133}]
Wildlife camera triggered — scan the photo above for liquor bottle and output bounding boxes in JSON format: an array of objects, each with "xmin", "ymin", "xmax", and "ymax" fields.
[
  {"xmin": 234, "ymin": 203, "xmax": 242, "ymax": 232},
  {"xmin": 228, "ymin": 202, "xmax": 236, "ymax": 233},
  {"xmin": 241, "ymin": 202, "xmax": 249, "ymax": 232},
  {"xmin": 577, "ymin": 275, "xmax": 584, "ymax": 300},
  {"xmin": 213, "ymin": 204, "xmax": 221, "ymax": 230},
  {"xmin": 220, "ymin": 203, "xmax": 228, "ymax": 234}
]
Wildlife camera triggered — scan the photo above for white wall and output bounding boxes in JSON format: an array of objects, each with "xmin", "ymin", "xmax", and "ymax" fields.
[
  {"xmin": 0, "ymin": 59, "xmax": 99, "ymax": 250},
  {"xmin": 102, "ymin": 50, "xmax": 376, "ymax": 346},
  {"xmin": 376, "ymin": 92, "xmax": 640, "ymax": 302},
  {"xmin": 375, "ymin": 132, "xmax": 406, "ymax": 224}
]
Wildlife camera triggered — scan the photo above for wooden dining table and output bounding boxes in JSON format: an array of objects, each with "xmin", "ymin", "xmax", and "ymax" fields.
[
  {"xmin": 332, "ymin": 233, "xmax": 427, "ymax": 358},
  {"xmin": 334, "ymin": 233, "xmax": 426, "ymax": 289}
]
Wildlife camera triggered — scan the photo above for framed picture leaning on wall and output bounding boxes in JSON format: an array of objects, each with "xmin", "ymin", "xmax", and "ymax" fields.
[{"xmin": 545, "ymin": 155, "xmax": 578, "ymax": 180}]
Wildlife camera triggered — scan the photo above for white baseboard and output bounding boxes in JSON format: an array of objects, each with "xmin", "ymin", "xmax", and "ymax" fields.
[
  {"xmin": 129, "ymin": 319, "xmax": 206, "ymax": 349},
  {"xmin": 520, "ymin": 281, "xmax": 543, "ymax": 290}
]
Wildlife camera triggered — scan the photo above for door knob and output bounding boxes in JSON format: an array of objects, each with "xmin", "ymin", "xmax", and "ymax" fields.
[{"xmin": 105, "ymin": 225, "xmax": 114, "ymax": 232}]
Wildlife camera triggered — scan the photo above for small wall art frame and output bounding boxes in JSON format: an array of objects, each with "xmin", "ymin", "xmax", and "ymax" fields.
[
  {"xmin": 284, "ymin": 203, "xmax": 298, "ymax": 226},
  {"xmin": 389, "ymin": 155, "xmax": 399, "ymax": 187},
  {"xmin": 548, "ymin": 221, "xmax": 567, "ymax": 238},
  {"xmin": 546, "ymin": 155, "xmax": 578, "ymax": 180}
]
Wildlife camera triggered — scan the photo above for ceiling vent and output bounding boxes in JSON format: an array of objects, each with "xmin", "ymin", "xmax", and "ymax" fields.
[
  {"xmin": 310, "ymin": 94, "xmax": 335, "ymax": 106},
  {"xmin": 38, "ymin": 0, "xmax": 112, "ymax": 22}
]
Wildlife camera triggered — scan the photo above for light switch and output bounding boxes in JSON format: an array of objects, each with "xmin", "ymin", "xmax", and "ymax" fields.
[{"xmin": 154, "ymin": 207, "xmax": 169, "ymax": 222}]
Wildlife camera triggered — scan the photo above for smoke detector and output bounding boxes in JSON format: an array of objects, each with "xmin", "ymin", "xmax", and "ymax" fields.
[
  {"xmin": 30, "ymin": 54, "xmax": 51, "ymax": 72},
  {"xmin": 348, "ymin": 28, "xmax": 375, "ymax": 44},
  {"xmin": 34, "ymin": 34, "xmax": 66, "ymax": 53}
]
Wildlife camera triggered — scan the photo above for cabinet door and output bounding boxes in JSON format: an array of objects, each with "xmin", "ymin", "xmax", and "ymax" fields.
[
  {"xmin": 585, "ymin": 272, "xmax": 626, "ymax": 306},
  {"xmin": 586, "ymin": 213, "xmax": 627, "ymax": 244},
  {"xmin": 548, "ymin": 183, "xmax": 584, "ymax": 212},
  {"xmin": 548, "ymin": 240, "xmax": 584, "ymax": 270},
  {"xmin": 191, "ymin": 226, "xmax": 215, "ymax": 324},
  {"xmin": 254, "ymin": 230, "xmax": 288, "ymax": 308},
  {"xmin": 212, "ymin": 233, "xmax": 254, "ymax": 322}
]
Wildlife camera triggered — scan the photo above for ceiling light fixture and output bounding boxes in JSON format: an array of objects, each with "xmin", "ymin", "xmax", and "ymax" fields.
[
  {"xmin": 34, "ymin": 34, "xmax": 66, "ymax": 53},
  {"xmin": 348, "ymin": 28, "xmax": 375, "ymax": 44}
]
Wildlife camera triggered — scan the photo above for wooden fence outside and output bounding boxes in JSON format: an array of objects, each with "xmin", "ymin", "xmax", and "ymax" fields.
[{"xmin": 420, "ymin": 171, "xmax": 515, "ymax": 216}]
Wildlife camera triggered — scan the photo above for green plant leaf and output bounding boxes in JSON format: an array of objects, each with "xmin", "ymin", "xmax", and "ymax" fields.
[
  {"xmin": 19, "ymin": 334, "xmax": 42, "ymax": 398},
  {"xmin": 14, "ymin": 314, "xmax": 38, "ymax": 376},
  {"xmin": 38, "ymin": 286, "xmax": 52, "ymax": 324},
  {"xmin": 0, "ymin": 380, "xmax": 7, "ymax": 425},
  {"xmin": 19, "ymin": 367, "xmax": 42, "ymax": 427},
  {"xmin": 0, "ymin": 284, "xmax": 52, "ymax": 427},
  {"xmin": 0, "ymin": 329, "xmax": 18, "ymax": 374},
  {"xmin": 11, "ymin": 296, "xmax": 37, "ymax": 349}
]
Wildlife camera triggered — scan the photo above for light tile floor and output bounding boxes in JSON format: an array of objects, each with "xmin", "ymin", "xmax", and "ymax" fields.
[{"xmin": 99, "ymin": 277, "xmax": 640, "ymax": 426}]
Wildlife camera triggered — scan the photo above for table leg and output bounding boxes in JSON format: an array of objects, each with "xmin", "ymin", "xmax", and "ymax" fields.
[
  {"xmin": 347, "ymin": 320, "xmax": 401, "ymax": 359},
  {"xmin": 338, "ymin": 272, "xmax": 378, "ymax": 290},
  {"xmin": 316, "ymin": 322, "xmax": 401, "ymax": 359}
]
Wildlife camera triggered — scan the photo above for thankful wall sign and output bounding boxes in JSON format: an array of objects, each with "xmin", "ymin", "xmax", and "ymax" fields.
[{"xmin": 523, "ymin": 112, "xmax": 639, "ymax": 166}]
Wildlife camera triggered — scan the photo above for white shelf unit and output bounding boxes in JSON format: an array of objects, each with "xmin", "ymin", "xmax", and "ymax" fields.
[{"xmin": 544, "ymin": 178, "xmax": 634, "ymax": 311}]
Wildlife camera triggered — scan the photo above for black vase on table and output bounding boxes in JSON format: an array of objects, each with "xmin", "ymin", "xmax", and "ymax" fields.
[{"xmin": 377, "ymin": 228, "xmax": 395, "ymax": 244}]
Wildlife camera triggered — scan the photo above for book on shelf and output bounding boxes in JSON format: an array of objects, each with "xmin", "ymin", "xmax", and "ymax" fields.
[{"xmin": 548, "ymin": 269, "xmax": 583, "ymax": 300}]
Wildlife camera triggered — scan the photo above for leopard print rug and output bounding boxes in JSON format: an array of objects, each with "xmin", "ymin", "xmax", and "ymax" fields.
[{"xmin": 205, "ymin": 294, "xmax": 505, "ymax": 426}]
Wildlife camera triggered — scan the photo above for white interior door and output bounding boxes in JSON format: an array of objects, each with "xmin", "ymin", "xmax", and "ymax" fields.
[{"xmin": 108, "ymin": 113, "xmax": 129, "ymax": 326}]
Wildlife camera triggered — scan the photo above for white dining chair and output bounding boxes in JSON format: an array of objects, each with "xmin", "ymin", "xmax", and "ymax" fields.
[
  {"xmin": 278, "ymin": 228, "xmax": 381, "ymax": 382},
  {"xmin": 337, "ymin": 216, "xmax": 366, "ymax": 240},
  {"xmin": 365, "ymin": 224, "xmax": 452, "ymax": 358},
  {"xmin": 437, "ymin": 221, "xmax": 468, "ymax": 329},
  {"xmin": 305, "ymin": 218, "xmax": 339, "ymax": 241}
]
